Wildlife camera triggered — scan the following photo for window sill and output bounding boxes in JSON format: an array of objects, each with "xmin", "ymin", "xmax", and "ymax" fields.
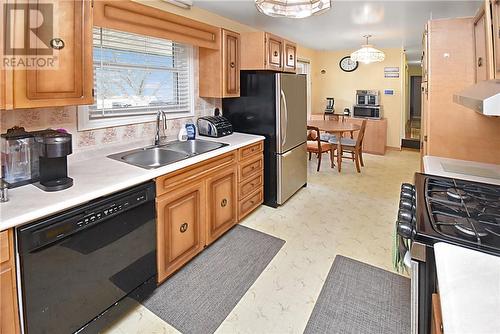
[{"xmin": 77, "ymin": 107, "xmax": 194, "ymax": 131}]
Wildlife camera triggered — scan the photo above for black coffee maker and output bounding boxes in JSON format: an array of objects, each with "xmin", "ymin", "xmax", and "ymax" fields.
[{"xmin": 34, "ymin": 130, "xmax": 73, "ymax": 192}]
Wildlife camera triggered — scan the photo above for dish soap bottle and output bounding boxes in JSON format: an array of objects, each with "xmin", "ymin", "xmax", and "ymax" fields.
[{"xmin": 185, "ymin": 122, "xmax": 196, "ymax": 140}]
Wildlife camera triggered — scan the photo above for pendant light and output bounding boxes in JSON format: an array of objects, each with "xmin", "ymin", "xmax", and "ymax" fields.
[
  {"xmin": 350, "ymin": 35, "xmax": 385, "ymax": 64},
  {"xmin": 255, "ymin": 0, "xmax": 331, "ymax": 19}
]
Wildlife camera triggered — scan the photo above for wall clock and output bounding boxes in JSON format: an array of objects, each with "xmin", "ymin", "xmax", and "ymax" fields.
[{"xmin": 339, "ymin": 56, "xmax": 359, "ymax": 72}]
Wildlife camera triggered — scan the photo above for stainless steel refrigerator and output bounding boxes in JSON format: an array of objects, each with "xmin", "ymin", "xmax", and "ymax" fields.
[{"xmin": 223, "ymin": 71, "xmax": 307, "ymax": 207}]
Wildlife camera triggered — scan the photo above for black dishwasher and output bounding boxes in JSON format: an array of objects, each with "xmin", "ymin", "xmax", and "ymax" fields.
[{"xmin": 17, "ymin": 181, "xmax": 157, "ymax": 334}]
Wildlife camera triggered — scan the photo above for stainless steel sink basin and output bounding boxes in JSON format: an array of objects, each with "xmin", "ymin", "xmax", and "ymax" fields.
[
  {"xmin": 161, "ymin": 140, "xmax": 227, "ymax": 156},
  {"xmin": 109, "ymin": 147, "xmax": 189, "ymax": 169},
  {"xmin": 108, "ymin": 140, "xmax": 228, "ymax": 169}
]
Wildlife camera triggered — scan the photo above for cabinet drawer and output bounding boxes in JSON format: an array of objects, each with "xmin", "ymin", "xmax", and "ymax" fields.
[
  {"xmin": 239, "ymin": 141, "xmax": 263, "ymax": 161},
  {"xmin": 157, "ymin": 151, "xmax": 237, "ymax": 196},
  {"xmin": 239, "ymin": 172, "xmax": 263, "ymax": 200},
  {"xmin": 239, "ymin": 155, "xmax": 263, "ymax": 182},
  {"xmin": 0, "ymin": 230, "xmax": 10, "ymax": 264},
  {"xmin": 239, "ymin": 188, "xmax": 263, "ymax": 220}
]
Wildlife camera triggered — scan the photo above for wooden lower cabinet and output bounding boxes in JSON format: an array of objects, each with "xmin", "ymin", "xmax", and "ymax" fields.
[
  {"xmin": 431, "ymin": 293, "xmax": 444, "ymax": 334},
  {"xmin": 237, "ymin": 142, "xmax": 264, "ymax": 220},
  {"xmin": 345, "ymin": 118, "xmax": 388, "ymax": 155},
  {"xmin": 155, "ymin": 142, "xmax": 263, "ymax": 282},
  {"xmin": 0, "ymin": 230, "xmax": 21, "ymax": 334},
  {"xmin": 156, "ymin": 180, "xmax": 206, "ymax": 283},
  {"xmin": 206, "ymin": 166, "xmax": 238, "ymax": 245}
]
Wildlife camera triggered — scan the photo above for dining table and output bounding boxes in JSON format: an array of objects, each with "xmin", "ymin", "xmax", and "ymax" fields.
[{"xmin": 307, "ymin": 119, "xmax": 361, "ymax": 172}]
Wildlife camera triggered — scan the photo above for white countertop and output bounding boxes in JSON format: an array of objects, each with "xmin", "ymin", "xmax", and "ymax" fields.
[
  {"xmin": 434, "ymin": 242, "xmax": 500, "ymax": 334},
  {"xmin": 424, "ymin": 156, "xmax": 500, "ymax": 185},
  {"xmin": 0, "ymin": 133, "xmax": 264, "ymax": 231}
]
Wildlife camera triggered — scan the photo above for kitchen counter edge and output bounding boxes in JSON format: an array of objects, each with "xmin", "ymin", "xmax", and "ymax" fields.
[{"xmin": 0, "ymin": 133, "xmax": 265, "ymax": 231}]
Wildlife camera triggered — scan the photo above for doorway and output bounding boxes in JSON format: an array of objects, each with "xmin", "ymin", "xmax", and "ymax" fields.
[
  {"xmin": 403, "ymin": 75, "xmax": 422, "ymax": 149},
  {"xmin": 297, "ymin": 60, "xmax": 312, "ymax": 119}
]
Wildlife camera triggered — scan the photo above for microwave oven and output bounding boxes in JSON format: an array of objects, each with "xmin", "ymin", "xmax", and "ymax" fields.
[
  {"xmin": 356, "ymin": 90, "xmax": 380, "ymax": 106},
  {"xmin": 353, "ymin": 105, "xmax": 382, "ymax": 119}
]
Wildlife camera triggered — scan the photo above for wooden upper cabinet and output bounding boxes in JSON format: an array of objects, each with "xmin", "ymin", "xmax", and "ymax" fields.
[
  {"xmin": 199, "ymin": 29, "xmax": 240, "ymax": 98},
  {"xmin": 1, "ymin": 230, "xmax": 21, "ymax": 334},
  {"xmin": 473, "ymin": 4, "xmax": 495, "ymax": 82},
  {"xmin": 206, "ymin": 166, "xmax": 238, "ymax": 245},
  {"xmin": 266, "ymin": 33, "xmax": 284, "ymax": 71},
  {"xmin": 223, "ymin": 30, "xmax": 240, "ymax": 97},
  {"xmin": 283, "ymin": 40, "xmax": 297, "ymax": 73},
  {"xmin": 492, "ymin": 0, "xmax": 500, "ymax": 78},
  {"xmin": 241, "ymin": 31, "xmax": 291, "ymax": 71},
  {"xmin": 474, "ymin": 7, "xmax": 489, "ymax": 82},
  {"xmin": 156, "ymin": 180, "xmax": 206, "ymax": 283},
  {"xmin": 13, "ymin": 0, "xmax": 93, "ymax": 109}
]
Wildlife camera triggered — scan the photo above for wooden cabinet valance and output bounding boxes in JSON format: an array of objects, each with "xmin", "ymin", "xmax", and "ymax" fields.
[{"xmin": 93, "ymin": 1, "xmax": 220, "ymax": 50}]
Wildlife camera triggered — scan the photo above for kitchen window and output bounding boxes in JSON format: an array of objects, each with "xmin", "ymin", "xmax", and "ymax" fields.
[{"xmin": 78, "ymin": 27, "xmax": 194, "ymax": 130}]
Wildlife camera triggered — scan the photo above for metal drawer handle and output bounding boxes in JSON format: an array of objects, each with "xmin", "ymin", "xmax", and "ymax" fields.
[
  {"xmin": 478, "ymin": 57, "xmax": 483, "ymax": 67},
  {"xmin": 273, "ymin": 51, "xmax": 279, "ymax": 57},
  {"xmin": 221, "ymin": 198, "xmax": 228, "ymax": 207},
  {"xmin": 289, "ymin": 55, "xmax": 293, "ymax": 60},
  {"xmin": 230, "ymin": 62, "xmax": 235, "ymax": 68},
  {"xmin": 180, "ymin": 223, "xmax": 188, "ymax": 233}
]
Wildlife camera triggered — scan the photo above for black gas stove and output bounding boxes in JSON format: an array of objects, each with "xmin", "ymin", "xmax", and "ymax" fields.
[
  {"xmin": 398, "ymin": 173, "xmax": 500, "ymax": 256},
  {"xmin": 396, "ymin": 173, "xmax": 500, "ymax": 334}
]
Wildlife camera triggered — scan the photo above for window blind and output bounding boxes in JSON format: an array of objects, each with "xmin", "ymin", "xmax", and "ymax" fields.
[{"xmin": 90, "ymin": 27, "xmax": 193, "ymax": 119}]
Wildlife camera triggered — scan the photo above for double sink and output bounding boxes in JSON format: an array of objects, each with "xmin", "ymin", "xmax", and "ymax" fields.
[{"xmin": 108, "ymin": 139, "xmax": 228, "ymax": 169}]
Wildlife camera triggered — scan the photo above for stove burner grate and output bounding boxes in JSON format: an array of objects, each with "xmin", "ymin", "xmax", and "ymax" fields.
[
  {"xmin": 446, "ymin": 188, "xmax": 469, "ymax": 201},
  {"xmin": 425, "ymin": 177, "xmax": 500, "ymax": 251}
]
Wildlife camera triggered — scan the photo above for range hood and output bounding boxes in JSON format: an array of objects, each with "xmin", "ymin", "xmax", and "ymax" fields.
[{"xmin": 453, "ymin": 80, "xmax": 500, "ymax": 116}]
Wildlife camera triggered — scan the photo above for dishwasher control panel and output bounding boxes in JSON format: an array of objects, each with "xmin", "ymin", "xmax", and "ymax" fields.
[
  {"xmin": 76, "ymin": 191, "xmax": 148, "ymax": 228},
  {"xmin": 17, "ymin": 182, "xmax": 155, "ymax": 253}
]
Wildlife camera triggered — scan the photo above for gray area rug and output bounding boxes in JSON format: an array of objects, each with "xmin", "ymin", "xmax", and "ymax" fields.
[
  {"xmin": 141, "ymin": 225, "xmax": 285, "ymax": 334},
  {"xmin": 304, "ymin": 255, "xmax": 410, "ymax": 334}
]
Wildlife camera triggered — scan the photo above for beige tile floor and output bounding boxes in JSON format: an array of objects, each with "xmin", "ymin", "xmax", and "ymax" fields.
[{"xmin": 103, "ymin": 149, "xmax": 420, "ymax": 334}]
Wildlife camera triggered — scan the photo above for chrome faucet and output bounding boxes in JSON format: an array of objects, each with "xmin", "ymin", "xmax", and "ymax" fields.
[{"xmin": 154, "ymin": 110, "xmax": 168, "ymax": 146}]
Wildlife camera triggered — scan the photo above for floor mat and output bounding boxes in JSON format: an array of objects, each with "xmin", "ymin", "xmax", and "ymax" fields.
[
  {"xmin": 304, "ymin": 255, "xmax": 410, "ymax": 334},
  {"xmin": 140, "ymin": 225, "xmax": 285, "ymax": 334}
]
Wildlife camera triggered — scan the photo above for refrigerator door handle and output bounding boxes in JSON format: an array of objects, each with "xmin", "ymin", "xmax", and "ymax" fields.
[{"xmin": 280, "ymin": 89, "xmax": 288, "ymax": 147}]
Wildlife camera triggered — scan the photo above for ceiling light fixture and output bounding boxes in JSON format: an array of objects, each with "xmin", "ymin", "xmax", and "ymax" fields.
[
  {"xmin": 350, "ymin": 35, "xmax": 386, "ymax": 64},
  {"xmin": 255, "ymin": 0, "xmax": 331, "ymax": 19}
]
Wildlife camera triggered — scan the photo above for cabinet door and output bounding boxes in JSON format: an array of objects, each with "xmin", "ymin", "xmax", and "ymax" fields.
[
  {"xmin": 222, "ymin": 29, "xmax": 240, "ymax": 97},
  {"xmin": 0, "ymin": 230, "xmax": 20, "ymax": 334},
  {"xmin": 493, "ymin": 0, "xmax": 500, "ymax": 79},
  {"xmin": 283, "ymin": 40, "xmax": 297, "ymax": 73},
  {"xmin": 13, "ymin": 0, "xmax": 93, "ymax": 108},
  {"xmin": 266, "ymin": 33, "xmax": 283, "ymax": 71},
  {"xmin": 206, "ymin": 166, "xmax": 238, "ymax": 245},
  {"xmin": 422, "ymin": 27, "xmax": 429, "ymax": 82},
  {"xmin": 420, "ymin": 82, "xmax": 429, "ymax": 171},
  {"xmin": 156, "ymin": 180, "xmax": 206, "ymax": 283},
  {"xmin": 1, "ymin": 268, "xmax": 20, "ymax": 334},
  {"xmin": 474, "ymin": 7, "xmax": 489, "ymax": 82}
]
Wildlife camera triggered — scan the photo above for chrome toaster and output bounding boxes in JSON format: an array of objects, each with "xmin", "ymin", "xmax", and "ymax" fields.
[{"xmin": 197, "ymin": 116, "xmax": 233, "ymax": 138}]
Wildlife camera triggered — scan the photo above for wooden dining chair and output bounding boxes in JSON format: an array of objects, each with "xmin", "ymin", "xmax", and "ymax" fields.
[
  {"xmin": 330, "ymin": 120, "xmax": 367, "ymax": 173},
  {"xmin": 307, "ymin": 126, "xmax": 334, "ymax": 172}
]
